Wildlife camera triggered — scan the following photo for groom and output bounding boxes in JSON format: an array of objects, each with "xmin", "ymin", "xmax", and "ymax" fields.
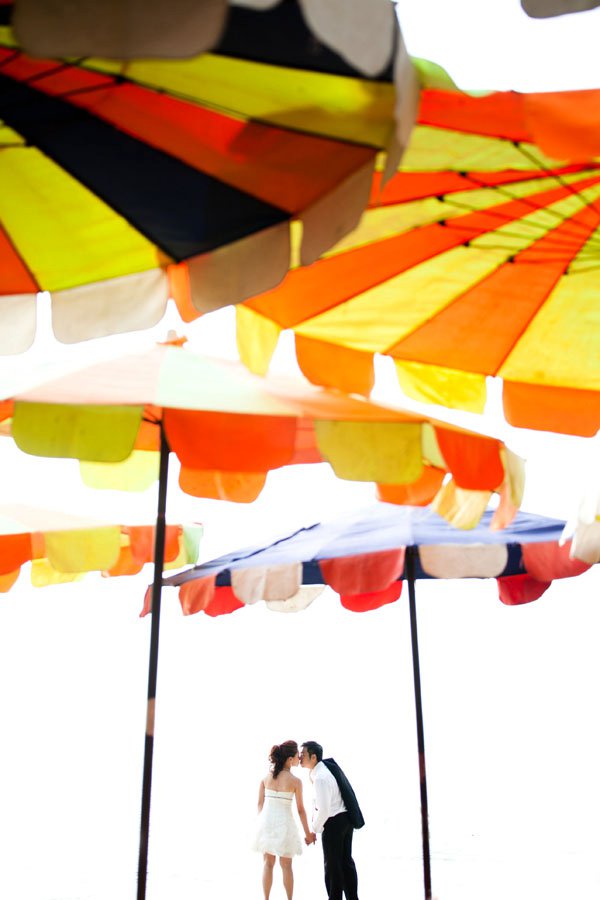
[{"xmin": 300, "ymin": 740, "xmax": 364, "ymax": 900}]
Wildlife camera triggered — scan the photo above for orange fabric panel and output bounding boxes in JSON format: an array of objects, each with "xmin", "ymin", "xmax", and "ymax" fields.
[
  {"xmin": 418, "ymin": 89, "xmax": 529, "ymax": 141},
  {"xmin": 434, "ymin": 429, "xmax": 504, "ymax": 490},
  {"xmin": 168, "ymin": 263, "xmax": 201, "ymax": 324},
  {"xmin": 377, "ymin": 466, "xmax": 445, "ymax": 506},
  {"xmin": 179, "ymin": 468, "xmax": 266, "ymax": 502},
  {"xmin": 0, "ymin": 533, "xmax": 32, "ymax": 574},
  {"xmin": 106, "ymin": 545, "xmax": 145, "ymax": 577},
  {"xmin": 341, "ymin": 581, "xmax": 402, "ymax": 612},
  {"xmin": 288, "ymin": 420, "xmax": 322, "ymax": 465},
  {"xmin": 178, "ymin": 576, "xmax": 216, "ymax": 615},
  {"xmin": 0, "ymin": 399, "xmax": 13, "ymax": 423},
  {"xmin": 369, "ymin": 166, "xmax": 588, "ymax": 206},
  {"xmin": 127, "ymin": 525, "xmax": 181, "ymax": 564},
  {"xmin": 319, "ymin": 549, "xmax": 405, "ymax": 594},
  {"xmin": 295, "ymin": 335, "xmax": 374, "ymax": 396},
  {"xmin": 522, "ymin": 540, "xmax": 591, "ymax": 581},
  {"xmin": 525, "ymin": 90, "xmax": 600, "ymax": 161},
  {"xmin": 164, "ymin": 410, "xmax": 298, "ymax": 471},
  {"xmin": 0, "ymin": 569, "xmax": 20, "ymax": 592},
  {"xmin": 503, "ymin": 381, "xmax": 600, "ymax": 437},
  {"xmin": 0, "ymin": 227, "xmax": 39, "ymax": 294},
  {"xmin": 497, "ymin": 574, "xmax": 551, "ymax": 605},
  {"xmin": 135, "ymin": 416, "xmax": 161, "ymax": 451}
]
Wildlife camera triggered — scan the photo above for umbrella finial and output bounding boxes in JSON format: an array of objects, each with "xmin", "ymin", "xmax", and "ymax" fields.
[{"xmin": 159, "ymin": 331, "xmax": 188, "ymax": 347}]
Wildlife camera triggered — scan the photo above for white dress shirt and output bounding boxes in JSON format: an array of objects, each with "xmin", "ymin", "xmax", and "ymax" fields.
[{"xmin": 311, "ymin": 761, "xmax": 347, "ymax": 833}]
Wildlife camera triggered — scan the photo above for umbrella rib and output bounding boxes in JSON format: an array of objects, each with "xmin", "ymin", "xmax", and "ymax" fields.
[{"xmin": 516, "ymin": 141, "xmax": 600, "ymax": 222}]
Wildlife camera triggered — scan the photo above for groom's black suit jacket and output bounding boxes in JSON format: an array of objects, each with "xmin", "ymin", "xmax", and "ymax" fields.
[{"xmin": 322, "ymin": 758, "xmax": 365, "ymax": 829}]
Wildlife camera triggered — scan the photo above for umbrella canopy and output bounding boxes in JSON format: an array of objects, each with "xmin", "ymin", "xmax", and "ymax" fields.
[
  {"xmin": 521, "ymin": 0, "xmax": 600, "ymax": 16},
  {"xmin": 163, "ymin": 504, "xmax": 592, "ymax": 615},
  {"xmin": 6, "ymin": 0, "xmax": 398, "ymax": 72},
  {"xmin": 0, "ymin": 340, "xmax": 524, "ymax": 528},
  {"xmin": 238, "ymin": 74, "xmax": 600, "ymax": 437},
  {"xmin": 164, "ymin": 502, "xmax": 596, "ymax": 900},
  {"xmin": 0, "ymin": 503, "xmax": 200, "ymax": 591},
  {"xmin": 0, "ymin": 1, "xmax": 418, "ymax": 353}
]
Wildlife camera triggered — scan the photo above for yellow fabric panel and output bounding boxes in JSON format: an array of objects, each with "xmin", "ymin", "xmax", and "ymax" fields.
[
  {"xmin": 395, "ymin": 360, "xmax": 487, "ymax": 412},
  {"xmin": 44, "ymin": 527, "xmax": 121, "ymax": 572},
  {"xmin": 12, "ymin": 402, "xmax": 143, "ymax": 462},
  {"xmin": 401, "ymin": 125, "xmax": 566, "ymax": 172},
  {"xmin": 85, "ymin": 55, "xmax": 395, "ymax": 148},
  {"xmin": 236, "ymin": 305, "xmax": 281, "ymax": 376},
  {"xmin": 571, "ymin": 223, "xmax": 600, "ymax": 273},
  {"xmin": 0, "ymin": 125, "xmax": 24, "ymax": 148},
  {"xmin": 420, "ymin": 424, "xmax": 446, "ymax": 469},
  {"xmin": 80, "ymin": 450, "xmax": 160, "ymax": 491},
  {"xmin": 30, "ymin": 559, "xmax": 85, "ymax": 586},
  {"xmin": 296, "ymin": 245, "xmax": 509, "ymax": 352},
  {"xmin": 499, "ymin": 267, "xmax": 600, "ymax": 389},
  {"xmin": 431, "ymin": 480, "xmax": 491, "ymax": 530},
  {"xmin": 0, "ymin": 148, "xmax": 166, "ymax": 292},
  {"xmin": 314, "ymin": 420, "xmax": 423, "ymax": 483}
]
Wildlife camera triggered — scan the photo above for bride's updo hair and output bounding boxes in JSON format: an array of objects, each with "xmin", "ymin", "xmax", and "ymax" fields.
[{"xmin": 269, "ymin": 740, "xmax": 298, "ymax": 778}]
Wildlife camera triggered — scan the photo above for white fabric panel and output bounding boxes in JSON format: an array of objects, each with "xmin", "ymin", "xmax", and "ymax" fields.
[
  {"xmin": 0, "ymin": 294, "xmax": 36, "ymax": 355},
  {"xmin": 571, "ymin": 521, "xmax": 600, "ymax": 564},
  {"xmin": 521, "ymin": 0, "xmax": 599, "ymax": 15},
  {"xmin": 263, "ymin": 563, "xmax": 302, "ymax": 601},
  {"xmin": 231, "ymin": 567, "xmax": 267, "ymax": 605},
  {"xmin": 188, "ymin": 221, "xmax": 290, "ymax": 313},
  {"xmin": 300, "ymin": 160, "xmax": 374, "ymax": 266},
  {"xmin": 51, "ymin": 268, "xmax": 168, "ymax": 344},
  {"xmin": 13, "ymin": 0, "xmax": 228, "ymax": 58},
  {"xmin": 266, "ymin": 585, "xmax": 324, "ymax": 613},
  {"xmin": 419, "ymin": 543, "xmax": 508, "ymax": 579},
  {"xmin": 300, "ymin": 0, "xmax": 395, "ymax": 77}
]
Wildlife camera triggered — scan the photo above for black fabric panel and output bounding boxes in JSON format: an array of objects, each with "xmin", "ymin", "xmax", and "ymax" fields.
[
  {"xmin": 216, "ymin": 0, "xmax": 395, "ymax": 82},
  {"xmin": 0, "ymin": 71, "xmax": 289, "ymax": 261}
]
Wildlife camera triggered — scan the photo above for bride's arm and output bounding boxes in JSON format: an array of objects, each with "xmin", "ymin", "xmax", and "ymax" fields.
[{"xmin": 257, "ymin": 780, "xmax": 265, "ymax": 813}]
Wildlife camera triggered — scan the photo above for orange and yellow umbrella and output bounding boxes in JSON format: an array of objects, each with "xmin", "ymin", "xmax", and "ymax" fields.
[
  {"xmin": 0, "ymin": 503, "xmax": 200, "ymax": 592},
  {"xmin": 238, "ymin": 75, "xmax": 600, "ymax": 437}
]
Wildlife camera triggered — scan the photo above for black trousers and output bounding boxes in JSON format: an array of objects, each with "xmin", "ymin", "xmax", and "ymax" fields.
[{"xmin": 321, "ymin": 812, "xmax": 359, "ymax": 900}]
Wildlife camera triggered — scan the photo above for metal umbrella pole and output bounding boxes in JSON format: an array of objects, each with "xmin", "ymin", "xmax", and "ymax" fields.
[
  {"xmin": 137, "ymin": 425, "xmax": 170, "ymax": 900},
  {"xmin": 406, "ymin": 545, "xmax": 432, "ymax": 899}
]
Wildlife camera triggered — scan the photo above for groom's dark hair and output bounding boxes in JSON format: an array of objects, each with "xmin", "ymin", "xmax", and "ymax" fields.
[{"xmin": 302, "ymin": 741, "xmax": 323, "ymax": 761}]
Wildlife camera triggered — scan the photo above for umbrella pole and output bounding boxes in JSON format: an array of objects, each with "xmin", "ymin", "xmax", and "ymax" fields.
[
  {"xmin": 137, "ymin": 425, "xmax": 170, "ymax": 900},
  {"xmin": 406, "ymin": 545, "xmax": 432, "ymax": 900}
]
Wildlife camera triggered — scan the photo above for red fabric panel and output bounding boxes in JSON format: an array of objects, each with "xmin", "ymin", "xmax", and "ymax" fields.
[
  {"xmin": 525, "ymin": 90, "xmax": 600, "ymax": 162},
  {"xmin": 341, "ymin": 581, "xmax": 402, "ymax": 612},
  {"xmin": 418, "ymin": 89, "xmax": 530, "ymax": 141},
  {"xmin": 503, "ymin": 381, "xmax": 600, "ymax": 437},
  {"xmin": 164, "ymin": 410, "xmax": 298, "ymax": 471},
  {"xmin": 204, "ymin": 587, "xmax": 245, "ymax": 617},
  {"xmin": 0, "ymin": 226, "xmax": 39, "ymax": 294},
  {"xmin": 0, "ymin": 533, "xmax": 32, "ymax": 574},
  {"xmin": 522, "ymin": 540, "xmax": 591, "ymax": 581},
  {"xmin": 497, "ymin": 574, "xmax": 551, "ymax": 605},
  {"xmin": 319, "ymin": 549, "xmax": 405, "ymax": 595},
  {"xmin": 434, "ymin": 429, "xmax": 505, "ymax": 490}
]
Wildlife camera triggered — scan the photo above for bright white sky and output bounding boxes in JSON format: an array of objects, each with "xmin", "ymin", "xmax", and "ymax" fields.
[{"xmin": 0, "ymin": 5, "xmax": 599, "ymax": 899}]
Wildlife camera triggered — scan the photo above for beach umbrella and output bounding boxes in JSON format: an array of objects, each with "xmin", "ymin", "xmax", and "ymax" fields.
[
  {"xmin": 0, "ymin": 338, "xmax": 523, "ymax": 899},
  {"xmin": 0, "ymin": 1, "xmax": 418, "ymax": 353},
  {"xmin": 0, "ymin": 503, "xmax": 200, "ymax": 591},
  {"xmin": 237, "ymin": 74, "xmax": 600, "ymax": 437},
  {"xmin": 163, "ymin": 503, "xmax": 595, "ymax": 900}
]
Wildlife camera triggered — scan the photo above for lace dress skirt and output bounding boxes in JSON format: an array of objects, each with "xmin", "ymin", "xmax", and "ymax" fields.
[{"xmin": 251, "ymin": 790, "xmax": 303, "ymax": 858}]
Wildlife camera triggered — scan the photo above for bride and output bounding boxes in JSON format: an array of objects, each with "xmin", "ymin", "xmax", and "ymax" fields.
[{"xmin": 251, "ymin": 740, "xmax": 314, "ymax": 900}]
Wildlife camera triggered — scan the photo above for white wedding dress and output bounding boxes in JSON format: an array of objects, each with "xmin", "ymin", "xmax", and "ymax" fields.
[{"xmin": 251, "ymin": 789, "xmax": 303, "ymax": 858}]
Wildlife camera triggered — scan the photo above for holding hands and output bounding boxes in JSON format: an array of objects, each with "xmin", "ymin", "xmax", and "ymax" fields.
[{"xmin": 305, "ymin": 832, "xmax": 317, "ymax": 845}]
